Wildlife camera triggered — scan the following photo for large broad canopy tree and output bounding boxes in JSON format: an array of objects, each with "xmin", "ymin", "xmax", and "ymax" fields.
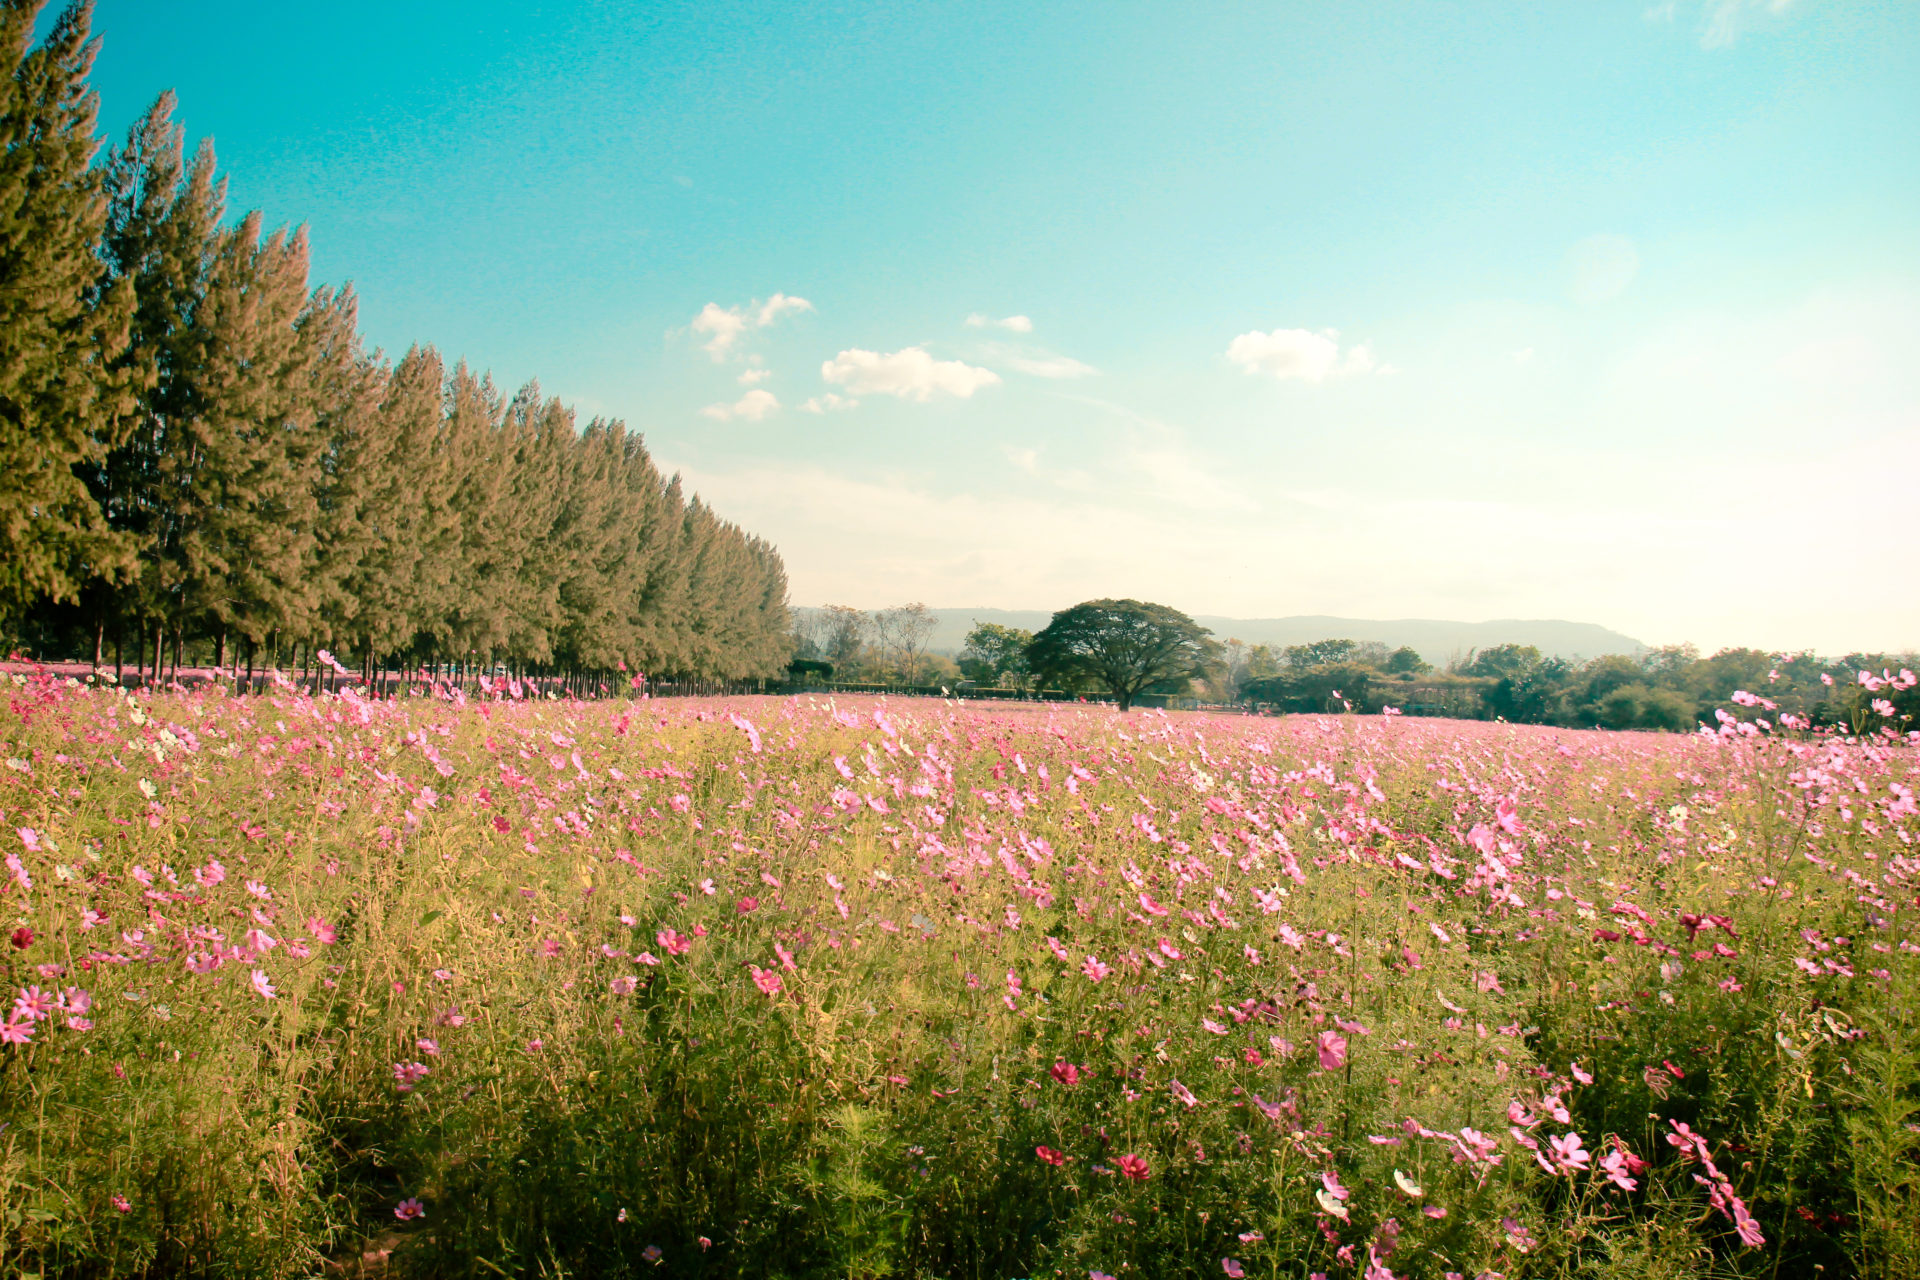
[{"xmin": 1025, "ymin": 598, "xmax": 1222, "ymax": 711}]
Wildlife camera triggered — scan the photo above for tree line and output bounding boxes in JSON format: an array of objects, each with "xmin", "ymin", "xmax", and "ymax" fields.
[
  {"xmin": 803, "ymin": 597, "xmax": 1918, "ymax": 733},
  {"xmin": 0, "ymin": 3, "xmax": 791, "ymax": 685}
]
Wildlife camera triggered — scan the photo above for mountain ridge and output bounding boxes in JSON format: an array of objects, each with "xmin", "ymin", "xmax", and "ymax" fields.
[{"xmin": 864, "ymin": 608, "xmax": 1649, "ymax": 667}]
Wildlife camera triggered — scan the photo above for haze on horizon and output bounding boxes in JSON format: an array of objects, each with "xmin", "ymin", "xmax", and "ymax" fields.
[{"xmin": 66, "ymin": 0, "xmax": 1920, "ymax": 658}]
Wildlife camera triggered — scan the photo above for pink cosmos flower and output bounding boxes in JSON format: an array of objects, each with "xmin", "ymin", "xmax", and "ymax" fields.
[
  {"xmin": 1115, "ymin": 1153, "xmax": 1150, "ymax": 1182},
  {"xmin": 1599, "ymin": 1149, "xmax": 1639, "ymax": 1191},
  {"xmin": 1036, "ymin": 1145, "xmax": 1068, "ymax": 1166},
  {"xmin": 1542, "ymin": 1132, "xmax": 1591, "ymax": 1176},
  {"xmin": 774, "ymin": 941, "xmax": 797, "ymax": 971},
  {"xmin": 1317, "ymin": 1031, "xmax": 1348, "ymax": 1071},
  {"xmin": 1081, "ymin": 955, "xmax": 1111, "ymax": 982},
  {"xmin": 750, "ymin": 966, "xmax": 783, "ymax": 996},
  {"xmin": 1320, "ymin": 1170, "xmax": 1350, "ymax": 1201},
  {"xmin": 307, "ymin": 916, "xmax": 337, "ymax": 944},
  {"xmin": 0, "ymin": 1016, "xmax": 35, "ymax": 1046},
  {"xmin": 417, "ymin": 1038, "xmax": 440, "ymax": 1056},
  {"xmin": 12, "ymin": 986, "xmax": 56, "ymax": 1021},
  {"xmin": 1170, "ymin": 1079, "xmax": 1199, "ymax": 1108},
  {"xmin": 394, "ymin": 1197, "xmax": 426, "ymax": 1221},
  {"xmin": 111, "ymin": 1193, "xmax": 131, "ymax": 1212},
  {"xmin": 609, "ymin": 975, "xmax": 638, "ymax": 995},
  {"xmin": 1051, "ymin": 1061, "xmax": 1081, "ymax": 1086},
  {"xmin": 250, "ymin": 970, "xmax": 277, "ymax": 999},
  {"xmin": 657, "ymin": 928, "xmax": 692, "ymax": 957},
  {"xmin": 1222, "ymin": 1260, "xmax": 1245, "ymax": 1278}
]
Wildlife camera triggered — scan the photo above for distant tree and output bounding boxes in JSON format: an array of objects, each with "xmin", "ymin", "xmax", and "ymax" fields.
[
  {"xmin": 1592, "ymin": 683, "xmax": 1694, "ymax": 732},
  {"xmin": 959, "ymin": 621, "xmax": 1033, "ymax": 688},
  {"xmin": 1464, "ymin": 643, "xmax": 1544, "ymax": 680},
  {"xmin": 876, "ymin": 602, "xmax": 936, "ymax": 684},
  {"xmin": 1025, "ymin": 599, "xmax": 1222, "ymax": 712},
  {"xmin": 819, "ymin": 605, "xmax": 868, "ymax": 674},
  {"xmin": 1283, "ymin": 638, "xmax": 1358, "ymax": 669},
  {"xmin": 1384, "ymin": 646, "xmax": 1430, "ymax": 675},
  {"xmin": 1482, "ymin": 655, "xmax": 1572, "ymax": 722}
]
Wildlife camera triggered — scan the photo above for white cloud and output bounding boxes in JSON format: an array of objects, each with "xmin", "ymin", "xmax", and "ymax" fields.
[
  {"xmin": 756, "ymin": 293, "xmax": 813, "ymax": 327},
  {"xmin": 691, "ymin": 304, "xmax": 749, "ymax": 359},
  {"xmin": 1002, "ymin": 445, "xmax": 1039, "ymax": 474},
  {"xmin": 700, "ymin": 389, "xmax": 780, "ymax": 422},
  {"xmin": 966, "ymin": 313, "xmax": 1034, "ymax": 333},
  {"xmin": 1225, "ymin": 328, "xmax": 1377, "ymax": 381},
  {"xmin": 1648, "ymin": 0, "xmax": 1796, "ymax": 48},
  {"xmin": 799, "ymin": 393, "xmax": 860, "ymax": 414},
  {"xmin": 688, "ymin": 293, "xmax": 815, "ymax": 359},
  {"xmin": 821, "ymin": 347, "xmax": 1002, "ymax": 401},
  {"xmin": 737, "ymin": 367, "xmax": 773, "ymax": 386},
  {"xmin": 1005, "ymin": 353, "xmax": 1098, "ymax": 379}
]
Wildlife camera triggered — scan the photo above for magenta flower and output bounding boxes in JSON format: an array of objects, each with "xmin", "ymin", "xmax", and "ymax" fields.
[
  {"xmin": 12, "ymin": 986, "xmax": 56, "ymax": 1021},
  {"xmin": 1081, "ymin": 955, "xmax": 1111, "ymax": 982},
  {"xmin": 1316, "ymin": 1030, "xmax": 1348, "ymax": 1071},
  {"xmin": 657, "ymin": 928, "xmax": 692, "ymax": 957},
  {"xmin": 1542, "ymin": 1131, "xmax": 1591, "ymax": 1176},
  {"xmin": 394, "ymin": 1197, "xmax": 426, "ymax": 1221},
  {"xmin": 1222, "ymin": 1260, "xmax": 1246, "ymax": 1278},
  {"xmin": 750, "ymin": 965, "xmax": 783, "ymax": 996},
  {"xmin": 0, "ymin": 1016, "xmax": 35, "ymax": 1046},
  {"xmin": 1116, "ymin": 1153, "xmax": 1150, "ymax": 1182},
  {"xmin": 250, "ymin": 970, "xmax": 278, "ymax": 1000}
]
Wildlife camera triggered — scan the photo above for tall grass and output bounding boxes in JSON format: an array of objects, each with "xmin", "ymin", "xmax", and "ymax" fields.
[{"xmin": 0, "ymin": 667, "xmax": 1914, "ymax": 1277}]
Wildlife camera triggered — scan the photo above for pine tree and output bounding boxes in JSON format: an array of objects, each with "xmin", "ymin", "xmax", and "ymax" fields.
[
  {"xmin": 0, "ymin": 0, "xmax": 133, "ymax": 625},
  {"xmin": 302, "ymin": 282, "xmax": 387, "ymax": 660},
  {"xmin": 177, "ymin": 214, "xmax": 322, "ymax": 657},
  {"xmin": 95, "ymin": 96, "xmax": 222, "ymax": 660}
]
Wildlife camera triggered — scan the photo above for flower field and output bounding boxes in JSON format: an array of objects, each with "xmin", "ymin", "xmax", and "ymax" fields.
[{"xmin": 1, "ymin": 668, "xmax": 1916, "ymax": 1279}]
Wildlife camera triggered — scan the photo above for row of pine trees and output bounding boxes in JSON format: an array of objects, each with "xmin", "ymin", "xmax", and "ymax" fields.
[{"xmin": 0, "ymin": 2, "xmax": 791, "ymax": 684}]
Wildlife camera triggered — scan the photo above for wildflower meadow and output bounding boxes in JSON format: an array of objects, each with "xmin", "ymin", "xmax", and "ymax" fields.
[{"xmin": 1, "ymin": 665, "xmax": 1916, "ymax": 1279}]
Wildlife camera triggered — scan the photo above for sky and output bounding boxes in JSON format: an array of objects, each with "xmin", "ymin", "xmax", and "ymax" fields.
[{"xmin": 60, "ymin": 0, "xmax": 1920, "ymax": 656}]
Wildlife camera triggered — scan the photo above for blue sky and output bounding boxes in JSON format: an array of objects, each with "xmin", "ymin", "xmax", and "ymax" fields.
[{"xmin": 67, "ymin": 0, "xmax": 1920, "ymax": 654}]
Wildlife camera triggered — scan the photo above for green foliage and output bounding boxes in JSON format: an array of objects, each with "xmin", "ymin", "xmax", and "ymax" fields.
[
  {"xmin": 0, "ymin": 0, "xmax": 135, "ymax": 622},
  {"xmin": 1384, "ymin": 645, "xmax": 1430, "ymax": 675},
  {"xmin": 958, "ymin": 621, "xmax": 1034, "ymax": 688},
  {"xmin": 1025, "ymin": 598, "xmax": 1222, "ymax": 711}
]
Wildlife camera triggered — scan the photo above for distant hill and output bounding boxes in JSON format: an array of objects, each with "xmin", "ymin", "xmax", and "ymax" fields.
[{"xmin": 898, "ymin": 608, "xmax": 1646, "ymax": 667}]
